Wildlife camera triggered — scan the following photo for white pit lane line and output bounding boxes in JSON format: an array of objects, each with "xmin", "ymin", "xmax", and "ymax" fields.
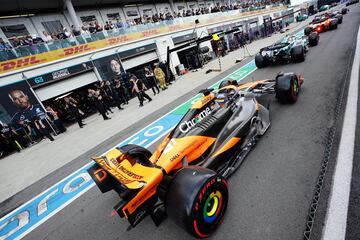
[{"xmin": 321, "ymin": 26, "xmax": 360, "ymax": 240}]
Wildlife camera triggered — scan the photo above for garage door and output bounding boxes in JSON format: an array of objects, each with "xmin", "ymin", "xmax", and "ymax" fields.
[
  {"xmin": 35, "ymin": 71, "xmax": 98, "ymax": 101},
  {"xmin": 122, "ymin": 51, "xmax": 158, "ymax": 70}
]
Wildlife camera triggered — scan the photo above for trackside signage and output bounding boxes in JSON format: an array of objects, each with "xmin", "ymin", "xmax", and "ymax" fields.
[{"xmin": 0, "ymin": 60, "xmax": 257, "ymax": 240}]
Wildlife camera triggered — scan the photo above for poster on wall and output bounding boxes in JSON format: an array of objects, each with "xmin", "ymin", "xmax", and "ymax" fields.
[
  {"xmin": 92, "ymin": 54, "xmax": 133, "ymax": 95},
  {"xmin": 92, "ymin": 54, "xmax": 125, "ymax": 81},
  {"xmin": 0, "ymin": 81, "xmax": 46, "ymax": 127}
]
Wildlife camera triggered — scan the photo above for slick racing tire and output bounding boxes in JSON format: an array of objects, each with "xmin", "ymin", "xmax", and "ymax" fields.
[
  {"xmin": 304, "ymin": 26, "xmax": 313, "ymax": 36},
  {"xmin": 308, "ymin": 32, "xmax": 319, "ymax": 46},
  {"xmin": 275, "ymin": 73, "xmax": 300, "ymax": 103},
  {"xmin": 337, "ymin": 16, "xmax": 343, "ymax": 24},
  {"xmin": 255, "ymin": 53, "xmax": 267, "ymax": 68},
  {"xmin": 166, "ymin": 166, "xmax": 228, "ymax": 238},
  {"xmin": 330, "ymin": 20, "xmax": 338, "ymax": 29},
  {"xmin": 291, "ymin": 45, "xmax": 305, "ymax": 62}
]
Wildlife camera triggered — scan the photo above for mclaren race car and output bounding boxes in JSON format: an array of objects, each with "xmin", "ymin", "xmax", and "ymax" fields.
[
  {"xmin": 254, "ymin": 34, "xmax": 318, "ymax": 68},
  {"xmin": 304, "ymin": 14, "xmax": 338, "ymax": 35},
  {"xmin": 87, "ymin": 72, "xmax": 304, "ymax": 238}
]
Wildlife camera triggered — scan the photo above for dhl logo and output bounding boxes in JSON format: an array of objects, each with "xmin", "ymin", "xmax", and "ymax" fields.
[
  {"xmin": 0, "ymin": 56, "xmax": 44, "ymax": 72},
  {"xmin": 107, "ymin": 35, "xmax": 130, "ymax": 45},
  {"xmin": 142, "ymin": 29, "xmax": 160, "ymax": 37},
  {"xmin": 62, "ymin": 45, "xmax": 92, "ymax": 56},
  {"xmin": 168, "ymin": 26, "xmax": 182, "ymax": 31}
]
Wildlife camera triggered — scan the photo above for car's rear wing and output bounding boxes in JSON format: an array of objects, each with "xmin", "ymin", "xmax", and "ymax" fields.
[{"xmin": 87, "ymin": 147, "xmax": 164, "ymax": 224}]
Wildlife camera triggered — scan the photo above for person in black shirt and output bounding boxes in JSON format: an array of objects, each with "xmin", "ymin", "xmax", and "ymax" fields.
[
  {"xmin": 87, "ymin": 89, "xmax": 111, "ymax": 120},
  {"xmin": 144, "ymin": 66, "xmax": 160, "ymax": 95},
  {"xmin": 64, "ymin": 97, "xmax": 86, "ymax": 128},
  {"xmin": 98, "ymin": 82, "xmax": 114, "ymax": 114},
  {"xmin": 0, "ymin": 123, "xmax": 25, "ymax": 152},
  {"xmin": 103, "ymin": 80, "xmax": 124, "ymax": 110},
  {"xmin": 114, "ymin": 79, "xmax": 129, "ymax": 105},
  {"xmin": 32, "ymin": 116, "xmax": 54, "ymax": 142},
  {"xmin": 158, "ymin": 61, "xmax": 172, "ymax": 85},
  {"xmin": 130, "ymin": 75, "xmax": 152, "ymax": 107}
]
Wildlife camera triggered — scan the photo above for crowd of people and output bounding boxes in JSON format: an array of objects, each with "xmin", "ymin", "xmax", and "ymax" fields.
[
  {"xmin": 0, "ymin": 0, "xmax": 287, "ymax": 57},
  {"xmin": 49, "ymin": 62, "xmax": 174, "ymax": 131}
]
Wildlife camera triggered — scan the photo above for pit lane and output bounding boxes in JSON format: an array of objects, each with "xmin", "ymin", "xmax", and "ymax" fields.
[{"xmin": 7, "ymin": 5, "xmax": 360, "ymax": 240}]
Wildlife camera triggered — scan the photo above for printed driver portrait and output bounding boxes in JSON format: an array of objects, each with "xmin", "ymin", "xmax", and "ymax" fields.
[
  {"xmin": 9, "ymin": 89, "xmax": 46, "ymax": 126},
  {"xmin": 110, "ymin": 59, "xmax": 122, "ymax": 76}
]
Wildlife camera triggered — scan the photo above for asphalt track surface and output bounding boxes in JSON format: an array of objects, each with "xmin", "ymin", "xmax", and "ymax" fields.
[{"xmin": 3, "ymin": 6, "xmax": 360, "ymax": 240}]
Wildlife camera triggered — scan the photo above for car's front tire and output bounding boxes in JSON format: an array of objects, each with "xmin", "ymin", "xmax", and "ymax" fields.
[
  {"xmin": 308, "ymin": 32, "xmax": 319, "ymax": 46},
  {"xmin": 255, "ymin": 53, "xmax": 267, "ymax": 68},
  {"xmin": 304, "ymin": 26, "xmax": 313, "ymax": 36},
  {"xmin": 330, "ymin": 20, "xmax": 338, "ymax": 29},
  {"xmin": 166, "ymin": 166, "xmax": 228, "ymax": 238},
  {"xmin": 275, "ymin": 73, "xmax": 300, "ymax": 103},
  {"xmin": 291, "ymin": 45, "xmax": 305, "ymax": 62}
]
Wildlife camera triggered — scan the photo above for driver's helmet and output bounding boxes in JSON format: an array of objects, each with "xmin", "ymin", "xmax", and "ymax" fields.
[
  {"xmin": 287, "ymin": 36, "xmax": 295, "ymax": 43},
  {"xmin": 215, "ymin": 93, "xmax": 228, "ymax": 107}
]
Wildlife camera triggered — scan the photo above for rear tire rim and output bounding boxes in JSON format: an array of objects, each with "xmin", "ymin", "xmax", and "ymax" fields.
[
  {"xmin": 203, "ymin": 190, "xmax": 223, "ymax": 223},
  {"xmin": 192, "ymin": 178, "xmax": 228, "ymax": 237},
  {"xmin": 291, "ymin": 79, "xmax": 299, "ymax": 99}
]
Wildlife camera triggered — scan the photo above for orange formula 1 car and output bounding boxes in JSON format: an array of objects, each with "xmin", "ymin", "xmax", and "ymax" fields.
[
  {"xmin": 304, "ymin": 14, "xmax": 338, "ymax": 35},
  {"xmin": 88, "ymin": 72, "xmax": 304, "ymax": 238}
]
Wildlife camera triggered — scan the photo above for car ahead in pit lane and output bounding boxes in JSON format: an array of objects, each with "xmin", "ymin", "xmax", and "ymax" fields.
[
  {"xmin": 254, "ymin": 34, "xmax": 319, "ymax": 68},
  {"xmin": 319, "ymin": 4, "xmax": 330, "ymax": 11},
  {"xmin": 304, "ymin": 14, "xmax": 338, "ymax": 35},
  {"xmin": 87, "ymin": 72, "xmax": 304, "ymax": 238},
  {"xmin": 341, "ymin": 7, "xmax": 349, "ymax": 15},
  {"xmin": 296, "ymin": 14, "xmax": 308, "ymax": 22},
  {"xmin": 346, "ymin": 0, "xmax": 359, "ymax": 6}
]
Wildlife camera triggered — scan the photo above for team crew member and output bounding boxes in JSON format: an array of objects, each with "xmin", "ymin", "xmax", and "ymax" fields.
[
  {"xmin": 0, "ymin": 123, "xmax": 25, "ymax": 152},
  {"xmin": 45, "ymin": 106, "xmax": 66, "ymax": 133},
  {"xmin": 103, "ymin": 80, "xmax": 124, "ymax": 110},
  {"xmin": 87, "ymin": 89, "xmax": 111, "ymax": 120},
  {"xmin": 130, "ymin": 75, "xmax": 152, "ymax": 107},
  {"xmin": 144, "ymin": 66, "xmax": 160, "ymax": 95},
  {"xmin": 64, "ymin": 97, "xmax": 86, "ymax": 128},
  {"xmin": 158, "ymin": 61, "xmax": 173, "ymax": 86},
  {"xmin": 154, "ymin": 63, "xmax": 167, "ymax": 90},
  {"xmin": 114, "ymin": 79, "xmax": 129, "ymax": 105},
  {"xmin": 32, "ymin": 115, "xmax": 54, "ymax": 142}
]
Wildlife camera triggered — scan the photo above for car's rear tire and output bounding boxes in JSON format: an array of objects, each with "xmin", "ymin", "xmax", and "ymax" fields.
[
  {"xmin": 304, "ymin": 27, "xmax": 312, "ymax": 36},
  {"xmin": 291, "ymin": 45, "xmax": 305, "ymax": 62},
  {"xmin": 308, "ymin": 32, "xmax": 319, "ymax": 46},
  {"xmin": 166, "ymin": 166, "xmax": 228, "ymax": 238},
  {"xmin": 337, "ymin": 16, "xmax": 343, "ymax": 24},
  {"xmin": 275, "ymin": 73, "xmax": 300, "ymax": 103},
  {"xmin": 255, "ymin": 53, "xmax": 266, "ymax": 68},
  {"xmin": 330, "ymin": 20, "xmax": 338, "ymax": 29}
]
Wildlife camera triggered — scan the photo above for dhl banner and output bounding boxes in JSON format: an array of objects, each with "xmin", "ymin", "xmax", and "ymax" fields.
[{"xmin": 0, "ymin": 6, "xmax": 286, "ymax": 75}]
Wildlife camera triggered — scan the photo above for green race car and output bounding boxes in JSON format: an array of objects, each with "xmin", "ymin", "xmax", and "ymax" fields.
[
  {"xmin": 255, "ymin": 33, "xmax": 319, "ymax": 68},
  {"xmin": 296, "ymin": 14, "xmax": 308, "ymax": 22}
]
